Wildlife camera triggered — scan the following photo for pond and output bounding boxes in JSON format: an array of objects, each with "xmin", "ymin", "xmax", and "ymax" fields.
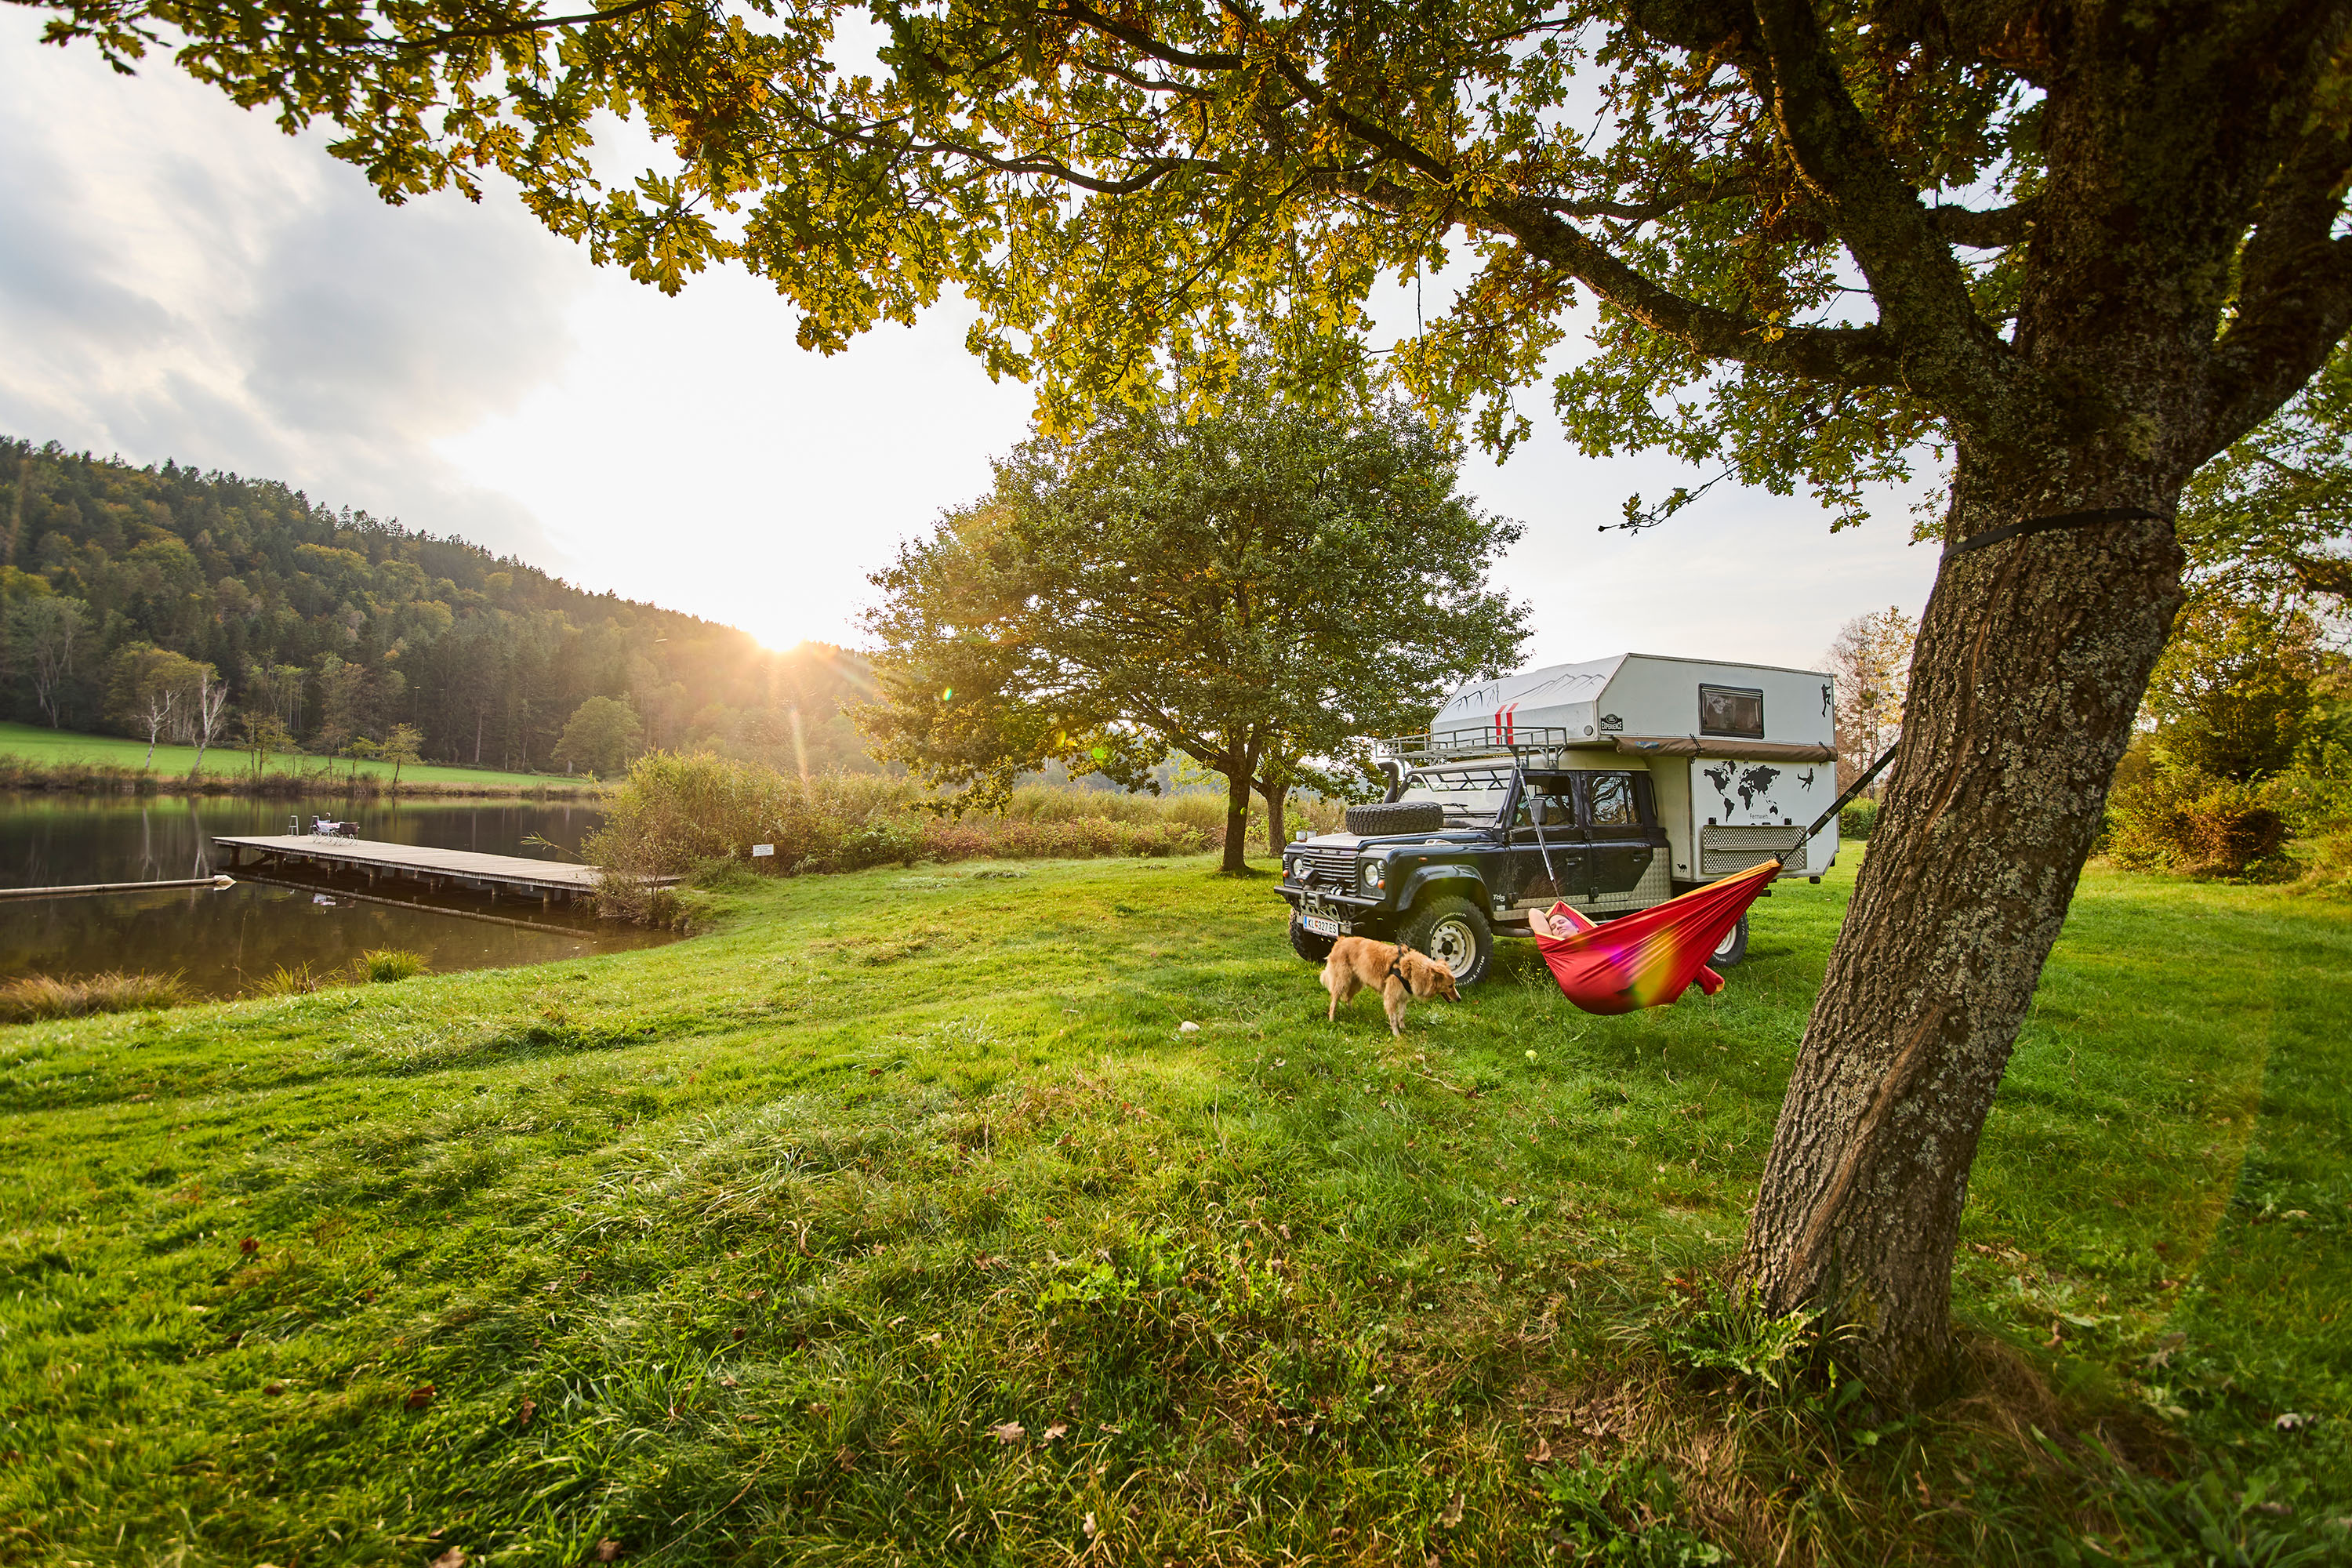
[{"xmin": 0, "ymin": 795, "xmax": 673, "ymax": 997}]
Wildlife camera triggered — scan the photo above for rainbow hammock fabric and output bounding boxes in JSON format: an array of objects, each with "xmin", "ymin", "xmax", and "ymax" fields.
[{"xmin": 1530, "ymin": 859, "xmax": 1783, "ymax": 1015}]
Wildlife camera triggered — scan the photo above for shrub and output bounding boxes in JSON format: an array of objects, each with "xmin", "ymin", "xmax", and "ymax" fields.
[
  {"xmin": 358, "ymin": 948, "xmax": 426, "ymax": 983},
  {"xmin": 0, "ymin": 971, "xmax": 191, "ymax": 1022},
  {"xmin": 2107, "ymin": 771, "xmax": 2289, "ymax": 878},
  {"xmin": 1839, "ymin": 798, "xmax": 1878, "ymax": 840},
  {"xmin": 836, "ymin": 817, "xmax": 928, "ymax": 869},
  {"xmin": 252, "ymin": 963, "xmax": 328, "ymax": 996}
]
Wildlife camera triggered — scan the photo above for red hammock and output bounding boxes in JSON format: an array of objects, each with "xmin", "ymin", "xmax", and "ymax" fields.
[{"xmin": 1529, "ymin": 859, "xmax": 1781, "ymax": 1015}]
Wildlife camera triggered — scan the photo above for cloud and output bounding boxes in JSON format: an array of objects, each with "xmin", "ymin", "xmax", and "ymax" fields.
[{"xmin": 0, "ymin": 24, "xmax": 581, "ymax": 559}]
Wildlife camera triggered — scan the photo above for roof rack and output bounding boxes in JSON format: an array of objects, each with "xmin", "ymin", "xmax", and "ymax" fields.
[{"xmin": 1375, "ymin": 724, "xmax": 1578, "ymax": 768}]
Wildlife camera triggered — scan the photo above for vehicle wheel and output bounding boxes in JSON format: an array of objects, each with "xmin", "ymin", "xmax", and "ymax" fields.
[
  {"xmin": 1401, "ymin": 895, "xmax": 1493, "ymax": 987},
  {"xmin": 1709, "ymin": 913, "xmax": 1749, "ymax": 967},
  {"xmin": 1343, "ymin": 800, "xmax": 1446, "ymax": 836},
  {"xmin": 1288, "ymin": 914, "xmax": 1338, "ymax": 964}
]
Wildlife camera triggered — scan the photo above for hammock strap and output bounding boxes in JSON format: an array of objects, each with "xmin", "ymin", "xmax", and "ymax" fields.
[{"xmin": 1940, "ymin": 506, "xmax": 2161, "ymax": 563}]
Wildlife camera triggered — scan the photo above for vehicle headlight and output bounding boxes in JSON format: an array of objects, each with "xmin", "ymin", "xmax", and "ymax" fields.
[{"xmin": 1359, "ymin": 858, "xmax": 1386, "ymax": 891}]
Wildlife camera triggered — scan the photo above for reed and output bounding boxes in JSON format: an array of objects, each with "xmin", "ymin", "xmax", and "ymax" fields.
[{"xmin": 0, "ymin": 969, "xmax": 191, "ymax": 1022}]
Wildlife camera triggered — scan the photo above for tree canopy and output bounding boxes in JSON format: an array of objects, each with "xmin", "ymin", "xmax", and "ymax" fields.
[{"xmin": 857, "ymin": 369, "xmax": 1528, "ymax": 872}]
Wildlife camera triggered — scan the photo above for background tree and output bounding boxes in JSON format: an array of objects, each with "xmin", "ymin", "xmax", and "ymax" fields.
[
  {"xmin": 187, "ymin": 666, "xmax": 229, "ymax": 777},
  {"xmin": 239, "ymin": 710, "xmax": 293, "ymax": 777},
  {"xmin": 552, "ymin": 696, "xmax": 644, "ymax": 778},
  {"xmin": 2176, "ymin": 343, "xmax": 2352, "ymax": 608},
  {"xmin": 858, "ymin": 372, "xmax": 1528, "ymax": 873},
  {"xmin": 381, "ymin": 724, "xmax": 425, "ymax": 789},
  {"xmin": 104, "ymin": 644, "xmax": 207, "ymax": 767},
  {"xmin": 13, "ymin": 594, "xmax": 89, "ymax": 729},
  {"xmin": 1824, "ymin": 608, "xmax": 1917, "ymax": 791},
  {"xmin": 25, "ymin": 0, "xmax": 2352, "ymax": 1392}
]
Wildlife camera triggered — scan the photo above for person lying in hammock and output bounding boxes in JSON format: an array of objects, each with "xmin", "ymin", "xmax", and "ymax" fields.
[{"xmin": 1525, "ymin": 859, "xmax": 1779, "ymax": 1015}]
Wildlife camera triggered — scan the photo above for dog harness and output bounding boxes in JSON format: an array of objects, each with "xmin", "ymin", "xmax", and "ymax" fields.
[{"xmin": 1386, "ymin": 943, "xmax": 1410, "ymax": 989}]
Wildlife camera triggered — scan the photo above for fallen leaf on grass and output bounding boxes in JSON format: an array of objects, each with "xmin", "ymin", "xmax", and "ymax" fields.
[
  {"xmin": 837, "ymin": 1445, "xmax": 859, "ymax": 1472},
  {"xmin": 406, "ymin": 1384, "xmax": 437, "ymax": 1410},
  {"xmin": 1042, "ymin": 1423, "xmax": 1069, "ymax": 1442},
  {"xmin": 1526, "ymin": 1434, "xmax": 1552, "ymax": 1462},
  {"xmin": 517, "ymin": 1397, "xmax": 536, "ymax": 1428},
  {"xmin": 1439, "ymin": 1492, "xmax": 1465, "ymax": 1527},
  {"xmin": 991, "ymin": 1421, "xmax": 1025, "ymax": 1443},
  {"xmin": 1082, "ymin": 1511, "xmax": 1098, "ymax": 1538},
  {"xmin": 427, "ymin": 1549, "xmax": 466, "ymax": 1568},
  {"xmin": 593, "ymin": 1541, "xmax": 622, "ymax": 1563},
  {"xmin": 239, "ymin": 1236, "xmax": 259, "ymax": 1255},
  {"xmin": 2277, "ymin": 1411, "xmax": 2312, "ymax": 1432},
  {"xmin": 262, "ymin": 1383, "xmax": 285, "ymax": 1397}
]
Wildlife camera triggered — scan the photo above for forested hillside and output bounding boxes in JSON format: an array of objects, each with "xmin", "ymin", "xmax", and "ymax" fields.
[{"xmin": 0, "ymin": 438, "xmax": 877, "ymax": 775}]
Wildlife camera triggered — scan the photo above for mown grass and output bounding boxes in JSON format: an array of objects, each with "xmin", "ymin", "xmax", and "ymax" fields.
[
  {"xmin": 0, "ymin": 720, "xmax": 595, "ymax": 793},
  {"xmin": 0, "ymin": 855, "xmax": 2345, "ymax": 1565}
]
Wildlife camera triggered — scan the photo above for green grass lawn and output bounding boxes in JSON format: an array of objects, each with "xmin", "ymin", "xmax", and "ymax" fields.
[
  {"xmin": 0, "ymin": 720, "xmax": 582, "ymax": 791},
  {"xmin": 1, "ymin": 855, "xmax": 2345, "ymax": 1565}
]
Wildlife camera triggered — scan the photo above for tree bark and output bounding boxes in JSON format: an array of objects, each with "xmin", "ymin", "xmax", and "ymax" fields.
[
  {"xmin": 1261, "ymin": 781, "xmax": 1288, "ymax": 855},
  {"xmin": 1738, "ymin": 451, "xmax": 2187, "ymax": 1399},
  {"xmin": 1219, "ymin": 763, "xmax": 1253, "ymax": 874}
]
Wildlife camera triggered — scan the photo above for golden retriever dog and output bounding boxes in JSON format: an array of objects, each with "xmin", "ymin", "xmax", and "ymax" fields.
[{"xmin": 1321, "ymin": 936, "xmax": 1461, "ymax": 1036}]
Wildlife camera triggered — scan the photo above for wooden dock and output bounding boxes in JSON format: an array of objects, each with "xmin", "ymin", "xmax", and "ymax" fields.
[{"xmin": 212, "ymin": 835, "xmax": 622, "ymax": 907}]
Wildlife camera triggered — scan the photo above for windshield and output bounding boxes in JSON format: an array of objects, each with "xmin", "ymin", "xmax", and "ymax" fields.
[{"xmin": 1397, "ymin": 765, "xmax": 1514, "ymax": 826}]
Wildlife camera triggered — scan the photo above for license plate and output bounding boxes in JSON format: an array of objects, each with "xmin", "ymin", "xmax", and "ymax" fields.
[{"xmin": 1302, "ymin": 915, "xmax": 1343, "ymax": 938}]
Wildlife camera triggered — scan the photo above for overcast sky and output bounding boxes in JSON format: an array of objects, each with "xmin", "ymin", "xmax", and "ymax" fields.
[{"xmin": 0, "ymin": 22, "xmax": 1943, "ymax": 673}]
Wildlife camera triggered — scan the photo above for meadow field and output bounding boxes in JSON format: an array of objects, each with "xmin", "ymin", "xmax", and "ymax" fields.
[
  {"xmin": 0, "ymin": 855, "xmax": 2344, "ymax": 1564},
  {"xmin": 0, "ymin": 720, "xmax": 586, "ymax": 794}
]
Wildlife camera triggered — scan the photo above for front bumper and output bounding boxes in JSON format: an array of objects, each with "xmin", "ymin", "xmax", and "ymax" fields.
[{"xmin": 1277, "ymin": 882, "xmax": 1389, "ymax": 932}]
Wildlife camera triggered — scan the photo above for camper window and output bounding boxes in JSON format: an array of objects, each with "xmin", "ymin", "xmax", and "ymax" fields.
[{"xmin": 1699, "ymin": 684, "xmax": 1765, "ymax": 739}]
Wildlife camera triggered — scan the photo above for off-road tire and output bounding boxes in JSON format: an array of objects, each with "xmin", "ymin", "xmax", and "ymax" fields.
[
  {"xmin": 1288, "ymin": 914, "xmax": 1338, "ymax": 965},
  {"xmin": 1344, "ymin": 800, "xmax": 1445, "ymax": 836},
  {"xmin": 1709, "ymin": 913, "xmax": 1749, "ymax": 967},
  {"xmin": 1401, "ymin": 895, "xmax": 1494, "ymax": 987}
]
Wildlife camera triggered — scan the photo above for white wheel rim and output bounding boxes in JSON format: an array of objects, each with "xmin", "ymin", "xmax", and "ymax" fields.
[
  {"xmin": 1713, "ymin": 924, "xmax": 1740, "ymax": 960},
  {"xmin": 1428, "ymin": 918, "xmax": 1477, "ymax": 977}
]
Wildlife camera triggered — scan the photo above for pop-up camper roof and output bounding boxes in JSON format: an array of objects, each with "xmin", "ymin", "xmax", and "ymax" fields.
[{"xmin": 1431, "ymin": 654, "xmax": 1836, "ymax": 760}]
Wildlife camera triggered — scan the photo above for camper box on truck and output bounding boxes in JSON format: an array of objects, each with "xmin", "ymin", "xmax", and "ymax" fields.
[
  {"xmin": 1276, "ymin": 652, "xmax": 1840, "ymax": 986},
  {"xmin": 1432, "ymin": 652, "xmax": 1842, "ymax": 888}
]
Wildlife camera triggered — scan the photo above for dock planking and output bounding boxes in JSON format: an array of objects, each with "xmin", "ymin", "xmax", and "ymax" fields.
[{"xmin": 210, "ymin": 835, "xmax": 633, "ymax": 906}]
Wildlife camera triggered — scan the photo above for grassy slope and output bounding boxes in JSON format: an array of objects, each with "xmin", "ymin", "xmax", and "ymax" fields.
[
  {"xmin": 0, "ymin": 720, "xmax": 577, "ymax": 790},
  {"xmin": 0, "ymin": 857, "xmax": 2344, "ymax": 1566}
]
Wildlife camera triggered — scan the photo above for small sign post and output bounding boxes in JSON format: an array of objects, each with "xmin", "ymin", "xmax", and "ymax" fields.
[{"xmin": 751, "ymin": 844, "xmax": 775, "ymax": 858}]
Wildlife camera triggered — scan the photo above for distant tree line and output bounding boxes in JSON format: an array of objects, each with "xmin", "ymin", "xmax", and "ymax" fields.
[{"xmin": 0, "ymin": 439, "xmax": 881, "ymax": 777}]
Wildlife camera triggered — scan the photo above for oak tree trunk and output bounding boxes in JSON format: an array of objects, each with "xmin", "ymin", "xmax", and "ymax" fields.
[
  {"xmin": 1219, "ymin": 764, "xmax": 1253, "ymax": 874},
  {"xmin": 1739, "ymin": 449, "xmax": 2187, "ymax": 1397},
  {"xmin": 1261, "ymin": 782, "xmax": 1288, "ymax": 855}
]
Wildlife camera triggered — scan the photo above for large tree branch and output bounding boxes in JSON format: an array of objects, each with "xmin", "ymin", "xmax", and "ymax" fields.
[
  {"xmin": 2205, "ymin": 122, "xmax": 2352, "ymax": 456},
  {"xmin": 1630, "ymin": 0, "xmax": 2011, "ymax": 412},
  {"xmin": 1927, "ymin": 198, "xmax": 2038, "ymax": 249}
]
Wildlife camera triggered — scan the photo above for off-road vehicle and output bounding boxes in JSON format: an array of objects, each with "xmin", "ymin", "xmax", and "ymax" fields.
[{"xmin": 1277, "ymin": 653, "xmax": 1841, "ymax": 985}]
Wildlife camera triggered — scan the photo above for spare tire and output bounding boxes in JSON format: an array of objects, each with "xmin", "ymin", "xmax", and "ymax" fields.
[{"xmin": 1345, "ymin": 800, "xmax": 1445, "ymax": 836}]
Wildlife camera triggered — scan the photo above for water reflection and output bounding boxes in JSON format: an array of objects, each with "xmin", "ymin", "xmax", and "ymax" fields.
[{"xmin": 0, "ymin": 794, "xmax": 672, "ymax": 996}]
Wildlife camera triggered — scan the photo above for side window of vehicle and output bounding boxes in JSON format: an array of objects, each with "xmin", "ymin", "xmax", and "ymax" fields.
[
  {"xmin": 1586, "ymin": 772, "xmax": 1640, "ymax": 831},
  {"xmin": 1513, "ymin": 792, "xmax": 1575, "ymax": 829}
]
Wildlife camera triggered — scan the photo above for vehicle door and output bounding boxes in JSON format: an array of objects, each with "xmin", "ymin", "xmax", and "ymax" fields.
[
  {"xmin": 1583, "ymin": 770, "xmax": 1667, "ymax": 909},
  {"xmin": 1505, "ymin": 777, "xmax": 1588, "ymax": 910}
]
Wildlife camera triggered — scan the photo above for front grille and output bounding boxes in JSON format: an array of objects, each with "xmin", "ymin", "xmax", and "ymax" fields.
[
  {"xmin": 1290, "ymin": 846, "xmax": 1359, "ymax": 891},
  {"xmin": 1701, "ymin": 825, "xmax": 1806, "ymax": 876}
]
